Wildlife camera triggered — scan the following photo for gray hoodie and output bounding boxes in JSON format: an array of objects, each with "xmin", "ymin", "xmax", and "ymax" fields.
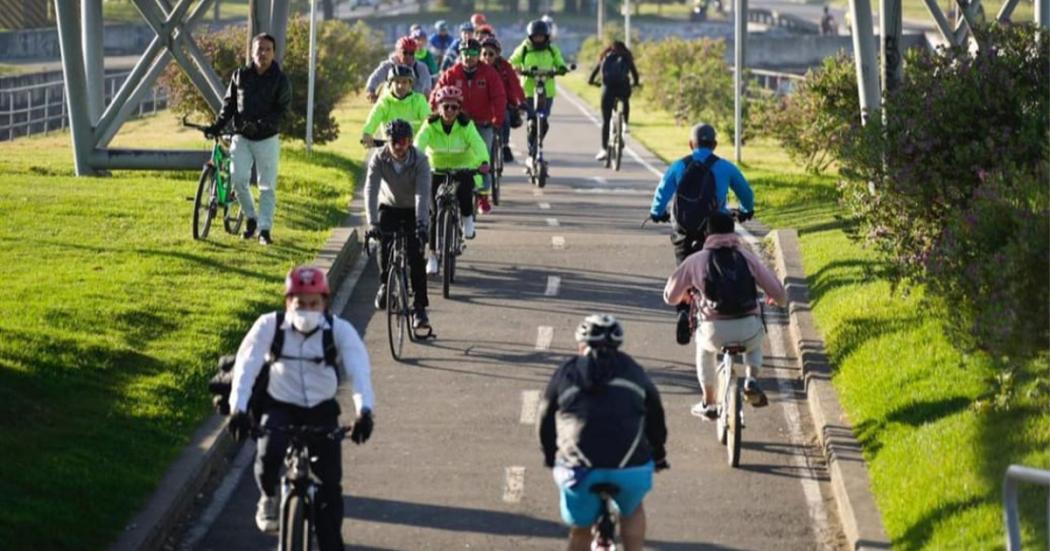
[
  {"xmin": 365, "ymin": 58, "xmax": 433, "ymax": 97},
  {"xmin": 364, "ymin": 145, "xmax": 432, "ymax": 227}
]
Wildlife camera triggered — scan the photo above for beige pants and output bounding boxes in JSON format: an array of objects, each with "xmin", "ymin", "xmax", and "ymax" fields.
[{"xmin": 695, "ymin": 315, "xmax": 765, "ymax": 389}]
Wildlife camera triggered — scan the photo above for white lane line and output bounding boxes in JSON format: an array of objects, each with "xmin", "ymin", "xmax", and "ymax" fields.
[
  {"xmin": 545, "ymin": 275, "xmax": 561, "ymax": 296},
  {"xmin": 591, "ymin": 175, "xmax": 608, "ymax": 185},
  {"xmin": 178, "ymin": 442, "xmax": 255, "ymax": 551},
  {"xmin": 546, "ymin": 217, "xmax": 560, "ymax": 227},
  {"xmin": 533, "ymin": 188, "xmax": 544, "ymax": 196},
  {"xmin": 538, "ymin": 202, "xmax": 551, "ymax": 210},
  {"xmin": 503, "ymin": 466, "xmax": 526, "ymax": 503},
  {"xmin": 551, "ymin": 236, "xmax": 565, "ymax": 250},
  {"xmin": 573, "ymin": 188, "xmax": 651, "ymax": 195},
  {"xmin": 535, "ymin": 326, "xmax": 554, "ymax": 351},
  {"xmin": 520, "ymin": 390, "xmax": 541, "ymax": 424}
]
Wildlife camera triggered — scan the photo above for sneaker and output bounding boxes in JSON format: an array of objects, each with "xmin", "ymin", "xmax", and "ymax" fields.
[
  {"xmin": 744, "ymin": 377, "xmax": 769, "ymax": 407},
  {"xmin": 690, "ymin": 401, "xmax": 719, "ymax": 420},
  {"xmin": 463, "ymin": 215, "xmax": 476, "ymax": 239},
  {"xmin": 502, "ymin": 145, "xmax": 514, "ymax": 163},
  {"xmin": 242, "ymin": 218, "xmax": 257, "ymax": 240},
  {"xmin": 595, "ymin": 149, "xmax": 608, "ymax": 161},
  {"xmin": 675, "ymin": 310, "xmax": 691, "ymax": 345},
  {"xmin": 426, "ymin": 255, "xmax": 438, "ymax": 275},
  {"xmin": 255, "ymin": 496, "xmax": 278, "ymax": 533},
  {"xmin": 477, "ymin": 196, "xmax": 492, "ymax": 215},
  {"xmin": 374, "ymin": 283, "xmax": 386, "ymax": 310},
  {"xmin": 412, "ymin": 306, "xmax": 430, "ymax": 330},
  {"xmin": 258, "ymin": 230, "xmax": 272, "ymax": 246},
  {"xmin": 524, "ymin": 156, "xmax": 535, "ymax": 174}
]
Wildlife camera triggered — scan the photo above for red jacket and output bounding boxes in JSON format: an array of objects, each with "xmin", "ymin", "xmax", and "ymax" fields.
[
  {"xmin": 490, "ymin": 57, "xmax": 526, "ymax": 108},
  {"xmin": 432, "ymin": 62, "xmax": 507, "ymax": 127}
]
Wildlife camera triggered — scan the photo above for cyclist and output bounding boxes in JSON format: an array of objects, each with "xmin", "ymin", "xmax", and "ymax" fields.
[
  {"xmin": 649, "ymin": 123, "xmax": 755, "ymax": 345},
  {"xmin": 470, "ymin": 12, "xmax": 488, "ymax": 28},
  {"xmin": 429, "ymin": 20, "xmax": 454, "ymax": 62},
  {"xmin": 441, "ymin": 21, "xmax": 475, "ymax": 72},
  {"xmin": 480, "ymin": 36, "xmax": 525, "ymax": 164},
  {"xmin": 414, "ymin": 86, "xmax": 490, "ymax": 275},
  {"xmin": 205, "ymin": 33, "xmax": 291, "ymax": 246},
  {"xmin": 538, "ymin": 314, "xmax": 669, "ymax": 551},
  {"xmin": 588, "ymin": 40, "xmax": 640, "ymax": 161},
  {"xmin": 361, "ymin": 65, "xmax": 431, "ymax": 145},
  {"xmin": 474, "ymin": 23, "xmax": 495, "ymax": 41},
  {"xmin": 508, "ymin": 19, "xmax": 570, "ymax": 173},
  {"xmin": 410, "ymin": 27, "xmax": 439, "ymax": 80},
  {"xmin": 365, "ymin": 36, "xmax": 433, "ymax": 102},
  {"xmin": 226, "ymin": 265, "xmax": 375, "ymax": 549},
  {"xmin": 662, "ymin": 212, "xmax": 786, "ymax": 418},
  {"xmin": 364, "ymin": 119, "xmax": 432, "ymax": 330},
  {"xmin": 433, "ymin": 38, "xmax": 506, "ymax": 215}
]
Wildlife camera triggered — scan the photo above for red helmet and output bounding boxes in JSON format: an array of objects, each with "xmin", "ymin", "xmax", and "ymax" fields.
[
  {"xmin": 285, "ymin": 266, "xmax": 330, "ymax": 296},
  {"xmin": 470, "ymin": 12, "xmax": 487, "ymax": 26},
  {"xmin": 396, "ymin": 36, "xmax": 417, "ymax": 55},
  {"xmin": 432, "ymin": 85, "xmax": 464, "ymax": 105}
]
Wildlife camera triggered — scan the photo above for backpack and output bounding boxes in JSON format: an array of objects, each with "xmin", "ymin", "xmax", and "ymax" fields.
[
  {"xmin": 671, "ymin": 154, "xmax": 720, "ymax": 236},
  {"xmin": 703, "ymin": 248, "xmax": 758, "ymax": 316},
  {"xmin": 601, "ymin": 52, "xmax": 631, "ymax": 86},
  {"xmin": 208, "ymin": 311, "xmax": 339, "ymax": 424}
]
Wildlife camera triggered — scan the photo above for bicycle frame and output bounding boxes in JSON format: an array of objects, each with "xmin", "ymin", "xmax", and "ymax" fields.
[
  {"xmin": 590, "ymin": 483, "xmax": 621, "ymax": 550},
  {"xmin": 271, "ymin": 425, "xmax": 349, "ymax": 551}
]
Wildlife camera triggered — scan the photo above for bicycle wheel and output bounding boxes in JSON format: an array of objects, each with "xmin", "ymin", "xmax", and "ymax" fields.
[
  {"xmin": 604, "ymin": 119, "xmax": 614, "ymax": 169},
  {"xmin": 612, "ymin": 110, "xmax": 624, "ymax": 172},
  {"xmin": 193, "ymin": 165, "xmax": 217, "ymax": 240},
  {"xmin": 223, "ymin": 185, "xmax": 245, "ymax": 235},
  {"xmin": 441, "ymin": 210, "xmax": 455, "ymax": 299},
  {"xmin": 727, "ymin": 376, "xmax": 743, "ymax": 467},
  {"xmin": 281, "ymin": 494, "xmax": 311, "ymax": 551},
  {"xmin": 492, "ymin": 138, "xmax": 502, "ymax": 206},
  {"xmin": 399, "ymin": 260, "xmax": 415, "ymax": 343},
  {"xmin": 716, "ymin": 362, "xmax": 729, "ymax": 445},
  {"xmin": 537, "ymin": 162, "xmax": 548, "ymax": 188},
  {"xmin": 386, "ymin": 266, "xmax": 406, "ymax": 360}
]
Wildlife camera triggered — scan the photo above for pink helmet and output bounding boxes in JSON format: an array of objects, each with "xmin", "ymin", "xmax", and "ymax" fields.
[
  {"xmin": 432, "ymin": 85, "xmax": 464, "ymax": 105},
  {"xmin": 396, "ymin": 36, "xmax": 417, "ymax": 55},
  {"xmin": 285, "ymin": 266, "xmax": 330, "ymax": 296}
]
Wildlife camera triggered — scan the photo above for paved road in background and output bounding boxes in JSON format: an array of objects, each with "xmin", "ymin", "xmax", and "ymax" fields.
[{"xmin": 188, "ymin": 87, "xmax": 846, "ymax": 550}]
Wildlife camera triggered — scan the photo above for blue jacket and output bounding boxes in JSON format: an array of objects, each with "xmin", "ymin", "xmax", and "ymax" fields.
[
  {"xmin": 441, "ymin": 38, "xmax": 463, "ymax": 71},
  {"xmin": 650, "ymin": 148, "xmax": 754, "ymax": 217},
  {"xmin": 429, "ymin": 33, "xmax": 454, "ymax": 52}
]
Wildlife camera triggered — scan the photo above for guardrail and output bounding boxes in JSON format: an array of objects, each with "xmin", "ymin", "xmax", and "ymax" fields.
[
  {"xmin": 1003, "ymin": 464, "xmax": 1050, "ymax": 550},
  {"xmin": 749, "ymin": 67, "xmax": 805, "ymax": 95},
  {"xmin": 0, "ymin": 70, "xmax": 168, "ymax": 142},
  {"xmin": 748, "ymin": 8, "xmax": 821, "ymax": 34}
]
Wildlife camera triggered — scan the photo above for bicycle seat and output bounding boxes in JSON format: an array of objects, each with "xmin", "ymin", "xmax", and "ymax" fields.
[
  {"xmin": 590, "ymin": 483, "xmax": 620, "ymax": 496},
  {"xmin": 721, "ymin": 344, "xmax": 747, "ymax": 355}
]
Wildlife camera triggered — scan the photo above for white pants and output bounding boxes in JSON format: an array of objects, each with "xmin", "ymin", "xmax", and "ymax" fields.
[
  {"xmin": 229, "ymin": 134, "xmax": 280, "ymax": 230},
  {"xmin": 696, "ymin": 316, "xmax": 765, "ymax": 389}
]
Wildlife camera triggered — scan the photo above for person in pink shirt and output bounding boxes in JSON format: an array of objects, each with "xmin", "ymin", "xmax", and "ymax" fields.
[{"xmin": 663, "ymin": 211, "xmax": 787, "ymax": 419}]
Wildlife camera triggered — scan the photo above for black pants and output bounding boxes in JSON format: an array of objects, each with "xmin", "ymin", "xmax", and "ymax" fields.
[
  {"xmin": 525, "ymin": 97, "xmax": 554, "ymax": 157},
  {"xmin": 672, "ymin": 230, "xmax": 707, "ymax": 312},
  {"xmin": 256, "ymin": 399, "xmax": 344, "ymax": 551},
  {"xmin": 429, "ymin": 172, "xmax": 474, "ymax": 251},
  {"xmin": 600, "ymin": 86, "xmax": 631, "ymax": 149},
  {"xmin": 378, "ymin": 206, "xmax": 428, "ymax": 309}
]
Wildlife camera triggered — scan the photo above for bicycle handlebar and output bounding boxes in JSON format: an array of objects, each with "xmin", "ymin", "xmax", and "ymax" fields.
[
  {"xmin": 360, "ymin": 138, "xmax": 387, "ymax": 147},
  {"xmin": 433, "ymin": 168, "xmax": 479, "ymax": 178},
  {"xmin": 518, "ymin": 63, "xmax": 576, "ymax": 78},
  {"xmin": 182, "ymin": 116, "xmax": 233, "ymax": 138},
  {"xmin": 640, "ymin": 208, "xmax": 750, "ymax": 228}
]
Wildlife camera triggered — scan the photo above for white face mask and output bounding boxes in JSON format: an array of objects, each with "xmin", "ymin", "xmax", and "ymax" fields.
[{"xmin": 287, "ymin": 309, "xmax": 324, "ymax": 333}]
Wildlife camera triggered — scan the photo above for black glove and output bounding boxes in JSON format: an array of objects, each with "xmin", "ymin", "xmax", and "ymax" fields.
[
  {"xmin": 212, "ymin": 394, "xmax": 231, "ymax": 416},
  {"xmin": 203, "ymin": 123, "xmax": 222, "ymax": 139},
  {"xmin": 737, "ymin": 209, "xmax": 755, "ymax": 222},
  {"xmin": 365, "ymin": 223, "xmax": 381, "ymax": 241},
  {"xmin": 350, "ymin": 409, "xmax": 374, "ymax": 444},
  {"xmin": 240, "ymin": 119, "xmax": 260, "ymax": 136},
  {"xmin": 650, "ymin": 211, "xmax": 671, "ymax": 223},
  {"xmin": 509, "ymin": 108, "xmax": 523, "ymax": 129},
  {"xmin": 654, "ymin": 457, "xmax": 670, "ymax": 472},
  {"xmin": 228, "ymin": 410, "xmax": 252, "ymax": 443},
  {"xmin": 415, "ymin": 222, "xmax": 428, "ymax": 245}
]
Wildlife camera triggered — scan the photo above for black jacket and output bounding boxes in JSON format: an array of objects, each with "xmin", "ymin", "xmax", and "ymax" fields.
[
  {"xmin": 215, "ymin": 62, "xmax": 292, "ymax": 140},
  {"xmin": 588, "ymin": 50, "xmax": 640, "ymax": 93},
  {"xmin": 538, "ymin": 350, "xmax": 668, "ymax": 469}
]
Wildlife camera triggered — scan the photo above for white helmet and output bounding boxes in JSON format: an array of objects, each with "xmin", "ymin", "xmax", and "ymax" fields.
[{"xmin": 574, "ymin": 314, "xmax": 624, "ymax": 349}]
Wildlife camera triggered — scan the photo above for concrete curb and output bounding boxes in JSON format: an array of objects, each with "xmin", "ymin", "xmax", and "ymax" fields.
[
  {"xmin": 111, "ymin": 203, "xmax": 366, "ymax": 551},
  {"xmin": 767, "ymin": 229, "xmax": 891, "ymax": 551}
]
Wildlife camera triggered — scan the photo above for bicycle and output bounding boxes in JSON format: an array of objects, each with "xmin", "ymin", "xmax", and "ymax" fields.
[
  {"xmin": 182, "ymin": 117, "xmax": 244, "ymax": 240},
  {"xmin": 432, "ymin": 169, "xmax": 476, "ymax": 299},
  {"xmin": 365, "ymin": 226, "xmax": 433, "ymax": 361},
  {"xmin": 489, "ymin": 126, "xmax": 503, "ymax": 206},
  {"xmin": 606, "ymin": 97, "xmax": 626, "ymax": 171},
  {"xmin": 519, "ymin": 65, "xmax": 575, "ymax": 188},
  {"xmin": 590, "ymin": 483, "xmax": 621, "ymax": 550}
]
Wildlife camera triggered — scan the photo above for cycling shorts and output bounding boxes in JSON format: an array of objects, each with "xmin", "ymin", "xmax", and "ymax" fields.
[{"xmin": 554, "ymin": 461, "xmax": 654, "ymax": 527}]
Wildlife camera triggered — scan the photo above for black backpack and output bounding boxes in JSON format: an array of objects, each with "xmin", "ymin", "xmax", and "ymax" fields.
[
  {"xmin": 208, "ymin": 311, "xmax": 339, "ymax": 423},
  {"xmin": 600, "ymin": 52, "xmax": 631, "ymax": 86},
  {"xmin": 671, "ymin": 154, "xmax": 720, "ymax": 236},
  {"xmin": 703, "ymin": 247, "xmax": 758, "ymax": 316}
]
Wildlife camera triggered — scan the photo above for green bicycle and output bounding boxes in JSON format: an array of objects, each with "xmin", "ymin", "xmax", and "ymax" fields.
[{"xmin": 183, "ymin": 117, "xmax": 245, "ymax": 240}]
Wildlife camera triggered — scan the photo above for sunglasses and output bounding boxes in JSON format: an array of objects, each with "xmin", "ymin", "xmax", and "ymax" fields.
[
  {"xmin": 462, "ymin": 50, "xmax": 480, "ymax": 57},
  {"xmin": 481, "ymin": 50, "xmax": 497, "ymax": 57},
  {"xmin": 440, "ymin": 103, "xmax": 460, "ymax": 112}
]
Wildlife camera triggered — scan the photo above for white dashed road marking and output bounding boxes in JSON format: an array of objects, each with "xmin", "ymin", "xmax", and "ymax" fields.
[
  {"xmin": 503, "ymin": 466, "xmax": 526, "ymax": 503},
  {"xmin": 544, "ymin": 275, "xmax": 561, "ymax": 297},
  {"xmin": 551, "ymin": 236, "xmax": 565, "ymax": 250},
  {"xmin": 546, "ymin": 217, "xmax": 560, "ymax": 227},
  {"xmin": 538, "ymin": 202, "xmax": 551, "ymax": 210},
  {"xmin": 535, "ymin": 326, "xmax": 554, "ymax": 351}
]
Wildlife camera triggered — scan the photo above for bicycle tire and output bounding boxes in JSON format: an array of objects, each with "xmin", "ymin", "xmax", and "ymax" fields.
[
  {"xmin": 537, "ymin": 163, "xmax": 547, "ymax": 188},
  {"xmin": 387, "ymin": 266, "xmax": 406, "ymax": 361},
  {"xmin": 193, "ymin": 165, "xmax": 217, "ymax": 240},
  {"xmin": 399, "ymin": 259, "xmax": 415, "ymax": 344},
  {"xmin": 612, "ymin": 112, "xmax": 624, "ymax": 172},
  {"xmin": 441, "ymin": 209, "xmax": 455, "ymax": 299},
  {"xmin": 716, "ymin": 361, "xmax": 729, "ymax": 445},
  {"xmin": 727, "ymin": 376, "xmax": 742, "ymax": 467},
  {"xmin": 223, "ymin": 186, "xmax": 245, "ymax": 235},
  {"xmin": 281, "ymin": 494, "xmax": 311, "ymax": 551},
  {"xmin": 492, "ymin": 137, "xmax": 502, "ymax": 206},
  {"xmin": 605, "ymin": 117, "xmax": 615, "ymax": 169}
]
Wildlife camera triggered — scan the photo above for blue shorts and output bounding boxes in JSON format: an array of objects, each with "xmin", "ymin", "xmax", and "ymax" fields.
[{"xmin": 554, "ymin": 462, "xmax": 654, "ymax": 527}]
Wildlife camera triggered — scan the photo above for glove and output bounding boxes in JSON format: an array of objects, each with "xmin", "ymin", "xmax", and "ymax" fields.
[
  {"xmin": 478, "ymin": 163, "xmax": 491, "ymax": 175},
  {"xmin": 203, "ymin": 123, "xmax": 221, "ymax": 139},
  {"xmin": 556, "ymin": 66, "xmax": 569, "ymax": 76},
  {"xmin": 509, "ymin": 108, "xmax": 523, "ymax": 129},
  {"xmin": 367, "ymin": 91, "xmax": 379, "ymax": 103},
  {"xmin": 650, "ymin": 211, "xmax": 671, "ymax": 223},
  {"xmin": 737, "ymin": 209, "xmax": 755, "ymax": 222},
  {"xmin": 654, "ymin": 457, "xmax": 671, "ymax": 472},
  {"xmin": 240, "ymin": 120, "xmax": 259, "ymax": 136},
  {"xmin": 212, "ymin": 394, "xmax": 231, "ymax": 416},
  {"xmin": 228, "ymin": 410, "xmax": 252, "ymax": 443},
  {"xmin": 350, "ymin": 408, "xmax": 374, "ymax": 444},
  {"xmin": 415, "ymin": 222, "xmax": 428, "ymax": 244},
  {"xmin": 365, "ymin": 223, "xmax": 381, "ymax": 241}
]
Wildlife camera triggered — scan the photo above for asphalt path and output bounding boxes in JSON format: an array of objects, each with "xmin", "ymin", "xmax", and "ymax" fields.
[{"xmin": 188, "ymin": 87, "xmax": 847, "ymax": 550}]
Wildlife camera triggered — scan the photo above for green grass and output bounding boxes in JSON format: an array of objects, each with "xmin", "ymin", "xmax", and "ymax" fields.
[
  {"xmin": 0, "ymin": 64, "xmax": 30, "ymax": 76},
  {"xmin": 563, "ymin": 72, "xmax": 1050, "ymax": 550},
  {"xmin": 0, "ymin": 96, "xmax": 370, "ymax": 549}
]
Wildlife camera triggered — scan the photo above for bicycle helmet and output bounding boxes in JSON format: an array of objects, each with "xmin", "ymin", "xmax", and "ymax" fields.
[
  {"xmin": 432, "ymin": 85, "xmax": 464, "ymax": 105},
  {"xmin": 435, "ymin": 20, "xmax": 448, "ymax": 32},
  {"xmin": 574, "ymin": 314, "xmax": 624, "ymax": 349},
  {"xmin": 471, "ymin": 13, "xmax": 488, "ymax": 27},
  {"xmin": 411, "ymin": 27, "xmax": 427, "ymax": 40},
  {"xmin": 285, "ymin": 266, "xmax": 330, "ymax": 296},
  {"xmin": 459, "ymin": 21, "xmax": 475, "ymax": 33},
  {"xmin": 475, "ymin": 24, "xmax": 494, "ymax": 37},
  {"xmin": 459, "ymin": 38, "xmax": 482, "ymax": 53},
  {"xmin": 481, "ymin": 36, "xmax": 502, "ymax": 53},
  {"xmin": 386, "ymin": 63, "xmax": 416, "ymax": 83},
  {"xmin": 396, "ymin": 36, "xmax": 417, "ymax": 54},
  {"xmin": 385, "ymin": 119, "xmax": 413, "ymax": 142},
  {"xmin": 526, "ymin": 19, "xmax": 550, "ymax": 38}
]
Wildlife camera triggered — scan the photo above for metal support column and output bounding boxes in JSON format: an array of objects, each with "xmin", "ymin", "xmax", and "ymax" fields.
[
  {"xmin": 271, "ymin": 0, "xmax": 291, "ymax": 62},
  {"xmin": 734, "ymin": 0, "xmax": 747, "ymax": 162},
  {"xmin": 306, "ymin": 0, "xmax": 317, "ymax": 152},
  {"xmin": 82, "ymin": 0, "xmax": 105, "ymax": 124},
  {"xmin": 849, "ymin": 0, "xmax": 881, "ymax": 123},
  {"xmin": 598, "ymin": 0, "xmax": 605, "ymax": 39},
  {"xmin": 624, "ymin": 0, "xmax": 632, "ymax": 48},
  {"xmin": 880, "ymin": 0, "xmax": 903, "ymax": 94},
  {"xmin": 54, "ymin": 0, "xmax": 96, "ymax": 175}
]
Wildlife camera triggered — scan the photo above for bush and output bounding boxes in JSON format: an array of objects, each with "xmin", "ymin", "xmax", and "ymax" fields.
[
  {"xmin": 162, "ymin": 18, "xmax": 384, "ymax": 144},
  {"xmin": 635, "ymin": 37, "xmax": 734, "ymax": 132}
]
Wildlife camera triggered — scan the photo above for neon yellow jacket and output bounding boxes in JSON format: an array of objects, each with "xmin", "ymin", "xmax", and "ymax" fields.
[
  {"xmin": 362, "ymin": 91, "xmax": 431, "ymax": 137},
  {"xmin": 414, "ymin": 114, "xmax": 490, "ymax": 192},
  {"xmin": 507, "ymin": 41, "xmax": 568, "ymax": 98}
]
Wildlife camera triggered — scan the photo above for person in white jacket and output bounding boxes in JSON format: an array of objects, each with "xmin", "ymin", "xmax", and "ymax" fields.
[
  {"xmin": 227, "ymin": 265, "xmax": 375, "ymax": 550},
  {"xmin": 365, "ymin": 36, "xmax": 433, "ymax": 101}
]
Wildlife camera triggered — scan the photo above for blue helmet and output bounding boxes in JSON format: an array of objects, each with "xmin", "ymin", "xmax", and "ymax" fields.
[
  {"xmin": 435, "ymin": 20, "xmax": 448, "ymax": 32},
  {"xmin": 459, "ymin": 21, "xmax": 475, "ymax": 32}
]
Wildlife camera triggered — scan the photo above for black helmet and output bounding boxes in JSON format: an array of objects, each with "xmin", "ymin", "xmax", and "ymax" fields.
[
  {"xmin": 526, "ymin": 19, "xmax": 550, "ymax": 38},
  {"xmin": 459, "ymin": 38, "xmax": 482, "ymax": 53},
  {"xmin": 574, "ymin": 314, "xmax": 624, "ymax": 350},
  {"xmin": 387, "ymin": 64, "xmax": 416, "ymax": 83},
  {"xmin": 385, "ymin": 119, "xmax": 413, "ymax": 142}
]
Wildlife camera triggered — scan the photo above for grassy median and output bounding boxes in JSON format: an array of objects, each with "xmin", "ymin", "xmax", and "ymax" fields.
[
  {"xmin": 0, "ymin": 96, "xmax": 369, "ymax": 549},
  {"xmin": 561, "ymin": 73, "xmax": 1049, "ymax": 549}
]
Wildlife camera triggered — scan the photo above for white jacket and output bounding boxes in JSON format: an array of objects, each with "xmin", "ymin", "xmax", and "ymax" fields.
[{"xmin": 229, "ymin": 312, "xmax": 375, "ymax": 415}]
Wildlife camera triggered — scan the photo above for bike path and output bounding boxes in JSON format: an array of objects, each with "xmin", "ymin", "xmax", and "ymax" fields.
[{"xmin": 189, "ymin": 88, "xmax": 846, "ymax": 550}]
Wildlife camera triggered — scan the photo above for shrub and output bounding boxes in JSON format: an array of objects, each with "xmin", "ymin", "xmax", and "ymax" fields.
[
  {"xmin": 162, "ymin": 18, "xmax": 384, "ymax": 144},
  {"xmin": 635, "ymin": 37, "xmax": 735, "ymax": 132}
]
